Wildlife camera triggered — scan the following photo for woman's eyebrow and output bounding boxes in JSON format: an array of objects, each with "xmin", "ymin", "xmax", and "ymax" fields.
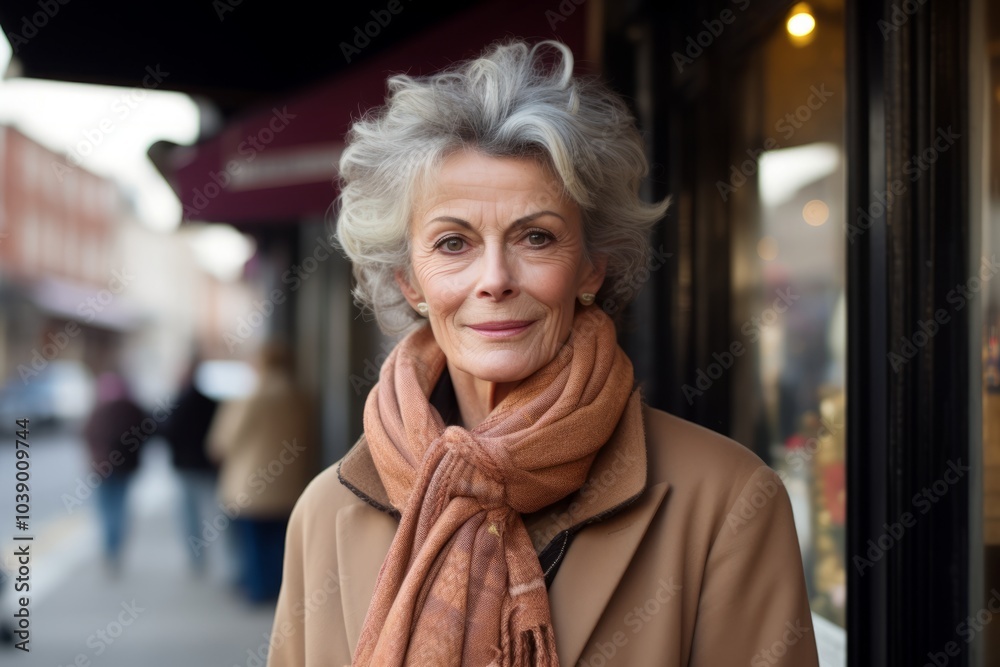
[
  {"xmin": 427, "ymin": 210, "xmax": 567, "ymax": 229},
  {"xmin": 511, "ymin": 210, "xmax": 567, "ymax": 227},
  {"xmin": 427, "ymin": 216, "xmax": 474, "ymax": 228}
]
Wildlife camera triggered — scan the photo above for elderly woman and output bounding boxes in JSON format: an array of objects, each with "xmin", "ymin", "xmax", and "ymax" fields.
[{"xmin": 268, "ymin": 41, "xmax": 819, "ymax": 667}]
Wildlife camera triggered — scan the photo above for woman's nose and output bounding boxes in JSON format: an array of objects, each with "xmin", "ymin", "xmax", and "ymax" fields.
[{"xmin": 474, "ymin": 245, "xmax": 518, "ymax": 301}]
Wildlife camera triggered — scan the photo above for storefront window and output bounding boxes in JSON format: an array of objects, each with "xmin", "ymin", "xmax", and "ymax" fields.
[
  {"xmin": 727, "ymin": 1, "xmax": 846, "ymax": 661},
  {"xmin": 975, "ymin": 0, "xmax": 1000, "ymax": 658}
]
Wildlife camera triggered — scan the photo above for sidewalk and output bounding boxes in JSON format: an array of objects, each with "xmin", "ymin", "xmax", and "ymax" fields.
[{"xmin": 2, "ymin": 440, "xmax": 277, "ymax": 666}]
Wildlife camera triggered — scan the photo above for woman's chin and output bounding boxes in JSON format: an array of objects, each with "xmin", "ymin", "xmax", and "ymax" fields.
[{"xmin": 453, "ymin": 352, "xmax": 548, "ymax": 387}]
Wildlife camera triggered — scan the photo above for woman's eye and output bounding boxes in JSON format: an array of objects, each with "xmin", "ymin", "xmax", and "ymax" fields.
[
  {"xmin": 526, "ymin": 232, "xmax": 550, "ymax": 246},
  {"xmin": 439, "ymin": 237, "xmax": 465, "ymax": 252}
]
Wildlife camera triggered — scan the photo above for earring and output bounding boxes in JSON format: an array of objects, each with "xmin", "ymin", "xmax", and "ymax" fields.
[
  {"xmin": 416, "ymin": 302, "xmax": 429, "ymax": 316},
  {"xmin": 578, "ymin": 293, "xmax": 596, "ymax": 306}
]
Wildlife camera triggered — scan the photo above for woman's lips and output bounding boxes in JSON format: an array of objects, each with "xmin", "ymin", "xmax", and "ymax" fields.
[{"xmin": 466, "ymin": 320, "xmax": 535, "ymax": 338}]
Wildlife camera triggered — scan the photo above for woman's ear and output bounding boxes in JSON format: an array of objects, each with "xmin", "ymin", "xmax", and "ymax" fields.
[
  {"xmin": 580, "ymin": 253, "xmax": 608, "ymax": 296},
  {"xmin": 395, "ymin": 268, "xmax": 423, "ymax": 309}
]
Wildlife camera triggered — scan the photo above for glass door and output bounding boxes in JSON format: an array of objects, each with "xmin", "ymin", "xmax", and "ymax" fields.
[{"xmin": 725, "ymin": 2, "xmax": 847, "ymax": 663}]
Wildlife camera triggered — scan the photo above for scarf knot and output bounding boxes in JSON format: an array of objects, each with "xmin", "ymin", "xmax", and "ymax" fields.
[{"xmin": 432, "ymin": 426, "xmax": 509, "ymax": 510}]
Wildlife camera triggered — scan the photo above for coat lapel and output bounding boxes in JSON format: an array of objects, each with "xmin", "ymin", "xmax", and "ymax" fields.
[
  {"xmin": 548, "ymin": 480, "xmax": 669, "ymax": 666},
  {"xmin": 336, "ymin": 503, "xmax": 397, "ymax": 657}
]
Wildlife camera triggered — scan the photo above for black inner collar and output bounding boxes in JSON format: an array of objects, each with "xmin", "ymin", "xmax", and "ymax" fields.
[{"xmin": 428, "ymin": 366, "xmax": 462, "ymax": 427}]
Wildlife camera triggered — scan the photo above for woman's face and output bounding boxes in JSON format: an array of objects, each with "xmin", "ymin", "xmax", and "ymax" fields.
[{"xmin": 398, "ymin": 149, "xmax": 605, "ymax": 386}]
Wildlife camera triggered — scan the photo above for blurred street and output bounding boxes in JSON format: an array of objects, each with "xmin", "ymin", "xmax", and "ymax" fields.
[{"xmin": 0, "ymin": 431, "xmax": 275, "ymax": 666}]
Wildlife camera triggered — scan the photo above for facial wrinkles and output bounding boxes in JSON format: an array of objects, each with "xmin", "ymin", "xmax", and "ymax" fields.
[
  {"xmin": 416, "ymin": 190, "xmax": 562, "ymax": 269},
  {"xmin": 416, "ymin": 222, "xmax": 577, "ymax": 316},
  {"xmin": 403, "ymin": 151, "xmax": 602, "ymax": 417}
]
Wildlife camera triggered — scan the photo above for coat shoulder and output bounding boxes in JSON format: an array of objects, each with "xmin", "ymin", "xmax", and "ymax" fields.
[
  {"xmin": 641, "ymin": 404, "xmax": 771, "ymax": 496},
  {"xmin": 290, "ymin": 457, "xmax": 364, "ymax": 525}
]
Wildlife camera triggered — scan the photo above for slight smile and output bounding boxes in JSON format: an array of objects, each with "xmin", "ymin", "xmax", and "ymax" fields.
[{"xmin": 466, "ymin": 320, "xmax": 536, "ymax": 339}]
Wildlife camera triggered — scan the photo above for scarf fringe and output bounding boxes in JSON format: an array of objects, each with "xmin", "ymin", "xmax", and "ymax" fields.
[
  {"xmin": 491, "ymin": 624, "xmax": 558, "ymax": 667},
  {"xmin": 512, "ymin": 624, "xmax": 558, "ymax": 667}
]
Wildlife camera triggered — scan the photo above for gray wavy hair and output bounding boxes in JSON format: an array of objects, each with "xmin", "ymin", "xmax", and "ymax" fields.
[{"xmin": 335, "ymin": 39, "xmax": 670, "ymax": 334}]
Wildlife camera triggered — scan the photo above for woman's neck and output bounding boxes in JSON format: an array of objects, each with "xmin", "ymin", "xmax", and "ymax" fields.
[{"xmin": 447, "ymin": 361, "xmax": 519, "ymax": 429}]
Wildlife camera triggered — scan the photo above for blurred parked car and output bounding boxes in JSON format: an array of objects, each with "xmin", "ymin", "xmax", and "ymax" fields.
[{"xmin": 0, "ymin": 360, "xmax": 96, "ymax": 430}]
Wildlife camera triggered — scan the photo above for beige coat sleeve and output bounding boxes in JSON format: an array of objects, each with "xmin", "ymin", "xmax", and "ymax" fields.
[
  {"xmin": 267, "ymin": 469, "xmax": 353, "ymax": 667},
  {"xmin": 266, "ymin": 491, "xmax": 310, "ymax": 666},
  {"xmin": 689, "ymin": 465, "xmax": 820, "ymax": 666}
]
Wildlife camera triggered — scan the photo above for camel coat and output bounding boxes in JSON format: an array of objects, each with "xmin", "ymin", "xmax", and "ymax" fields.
[{"xmin": 267, "ymin": 391, "xmax": 820, "ymax": 666}]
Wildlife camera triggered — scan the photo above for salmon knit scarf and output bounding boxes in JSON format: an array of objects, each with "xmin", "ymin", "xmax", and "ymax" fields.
[{"xmin": 352, "ymin": 307, "xmax": 634, "ymax": 667}]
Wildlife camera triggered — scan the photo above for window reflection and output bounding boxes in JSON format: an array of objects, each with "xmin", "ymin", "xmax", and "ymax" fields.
[
  {"xmin": 728, "ymin": 1, "xmax": 846, "ymax": 659},
  {"xmin": 977, "ymin": 0, "xmax": 1000, "ymax": 659},
  {"xmin": 757, "ymin": 142, "xmax": 847, "ymax": 629}
]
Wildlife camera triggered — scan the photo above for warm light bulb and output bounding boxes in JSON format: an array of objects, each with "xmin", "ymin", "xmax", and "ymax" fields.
[{"xmin": 787, "ymin": 4, "xmax": 816, "ymax": 38}]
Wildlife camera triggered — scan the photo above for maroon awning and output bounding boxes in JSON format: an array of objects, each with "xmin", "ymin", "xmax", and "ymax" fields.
[{"xmin": 157, "ymin": 0, "xmax": 589, "ymax": 226}]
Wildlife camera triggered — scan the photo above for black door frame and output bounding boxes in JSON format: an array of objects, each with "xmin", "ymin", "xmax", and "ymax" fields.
[{"xmin": 846, "ymin": 0, "xmax": 971, "ymax": 665}]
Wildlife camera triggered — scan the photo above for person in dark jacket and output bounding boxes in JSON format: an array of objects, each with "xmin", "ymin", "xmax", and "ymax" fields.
[
  {"xmin": 161, "ymin": 360, "xmax": 220, "ymax": 575},
  {"xmin": 82, "ymin": 372, "xmax": 146, "ymax": 575}
]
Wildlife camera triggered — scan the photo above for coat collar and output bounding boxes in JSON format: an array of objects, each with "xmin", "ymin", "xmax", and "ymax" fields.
[{"xmin": 335, "ymin": 390, "xmax": 669, "ymax": 664}]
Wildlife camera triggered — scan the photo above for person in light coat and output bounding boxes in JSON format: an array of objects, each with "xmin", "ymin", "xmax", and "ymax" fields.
[
  {"xmin": 267, "ymin": 40, "xmax": 819, "ymax": 666},
  {"xmin": 209, "ymin": 341, "xmax": 316, "ymax": 602}
]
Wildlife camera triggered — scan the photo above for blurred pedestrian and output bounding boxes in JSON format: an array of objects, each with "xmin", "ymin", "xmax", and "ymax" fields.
[
  {"xmin": 207, "ymin": 341, "xmax": 316, "ymax": 603},
  {"xmin": 161, "ymin": 357, "xmax": 220, "ymax": 576},
  {"xmin": 81, "ymin": 371, "xmax": 146, "ymax": 576}
]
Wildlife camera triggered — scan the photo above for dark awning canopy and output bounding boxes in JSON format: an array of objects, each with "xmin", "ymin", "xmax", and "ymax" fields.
[
  {"xmin": 1, "ymin": 0, "xmax": 589, "ymax": 226},
  {"xmin": 0, "ymin": 0, "xmax": 489, "ymax": 115}
]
